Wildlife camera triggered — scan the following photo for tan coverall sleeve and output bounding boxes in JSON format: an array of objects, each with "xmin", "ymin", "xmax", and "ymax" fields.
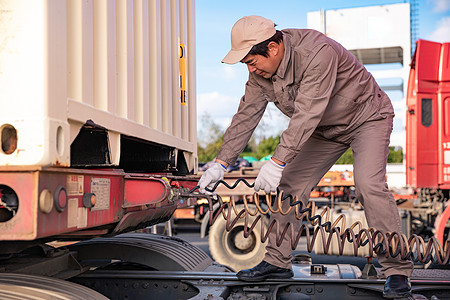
[
  {"xmin": 273, "ymin": 44, "xmax": 338, "ymax": 163},
  {"xmin": 217, "ymin": 78, "xmax": 268, "ymax": 165}
]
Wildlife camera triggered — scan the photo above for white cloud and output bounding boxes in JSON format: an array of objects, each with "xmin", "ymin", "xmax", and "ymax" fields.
[
  {"xmin": 197, "ymin": 93, "xmax": 290, "ymax": 143},
  {"xmin": 430, "ymin": 0, "xmax": 450, "ymax": 12},
  {"xmin": 197, "ymin": 91, "xmax": 239, "ymax": 125},
  {"xmin": 256, "ymin": 104, "xmax": 290, "ymax": 138},
  {"xmin": 197, "ymin": 91, "xmax": 237, "ymax": 113},
  {"xmin": 428, "ymin": 16, "xmax": 450, "ymax": 42},
  {"xmin": 222, "ymin": 65, "xmax": 238, "ymax": 81}
]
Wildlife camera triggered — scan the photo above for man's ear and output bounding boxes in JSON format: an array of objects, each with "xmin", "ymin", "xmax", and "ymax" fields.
[{"xmin": 268, "ymin": 41, "xmax": 279, "ymax": 56}]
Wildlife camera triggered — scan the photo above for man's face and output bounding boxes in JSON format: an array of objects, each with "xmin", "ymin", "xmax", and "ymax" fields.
[
  {"xmin": 241, "ymin": 54, "xmax": 278, "ymax": 79},
  {"xmin": 241, "ymin": 41, "xmax": 283, "ymax": 79}
]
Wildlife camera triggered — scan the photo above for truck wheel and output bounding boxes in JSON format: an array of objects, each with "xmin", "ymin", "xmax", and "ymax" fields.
[{"xmin": 208, "ymin": 204, "xmax": 268, "ymax": 272}]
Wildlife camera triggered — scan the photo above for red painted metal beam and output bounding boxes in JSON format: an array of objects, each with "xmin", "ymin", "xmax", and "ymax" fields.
[{"xmin": 123, "ymin": 176, "xmax": 170, "ymax": 208}]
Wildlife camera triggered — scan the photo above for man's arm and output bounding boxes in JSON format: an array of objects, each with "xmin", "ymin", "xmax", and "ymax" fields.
[{"xmin": 217, "ymin": 76, "xmax": 268, "ymax": 166}]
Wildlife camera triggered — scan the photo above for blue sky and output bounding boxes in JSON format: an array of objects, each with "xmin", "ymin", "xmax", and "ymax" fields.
[{"xmin": 195, "ymin": 0, "xmax": 450, "ymax": 144}]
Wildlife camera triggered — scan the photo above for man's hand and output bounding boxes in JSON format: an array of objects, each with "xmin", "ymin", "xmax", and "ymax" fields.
[
  {"xmin": 198, "ymin": 162, "xmax": 227, "ymax": 198},
  {"xmin": 254, "ymin": 158, "xmax": 285, "ymax": 194}
]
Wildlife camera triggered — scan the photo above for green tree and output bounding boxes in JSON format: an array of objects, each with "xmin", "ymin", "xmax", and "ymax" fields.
[
  {"xmin": 256, "ymin": 135, "xmax": 280, "ymax": 159},
  {"xmin": 197, "ymin": 116, "xmax": 404, "ymax": 165},
  {"xmin": 387, "ymin": 146, "xmax": 403, "ymax": 163},
  {"xmin": 335, "ymin": 146, "xmax": 403, "ymax": 164},
  {"xmin": 198, "ymin": 135, "xmax": 224, "ymax": 163},
  {"xmin": 197, "ymin": 113, "xmax": 224, "ymax": 163},
  {"xmin": 336, "ymin": 148, "xmax": 354, "ymax": 164}
]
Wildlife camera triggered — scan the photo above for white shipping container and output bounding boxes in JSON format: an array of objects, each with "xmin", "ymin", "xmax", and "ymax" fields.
[{"xmin": 0, "ymin": 0, "xmax": 197, "ymax": 172}]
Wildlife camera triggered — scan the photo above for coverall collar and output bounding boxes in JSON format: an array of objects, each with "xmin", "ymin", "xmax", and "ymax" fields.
[{"xmin": 273, "ymin": 32, "xmax": 292, "ymax": 81}]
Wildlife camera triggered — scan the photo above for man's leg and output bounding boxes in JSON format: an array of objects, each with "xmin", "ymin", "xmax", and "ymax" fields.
[
  {"xmin": 263, "ymin": 134, "xmax": 349, "ymax": 269},
  {"xmin": 237, "ymin": 134, "xmax": 348, "ymax": 281},
  {"xmin": 351, "ymin": 117, "xmax": 413, "ymax": 297}
]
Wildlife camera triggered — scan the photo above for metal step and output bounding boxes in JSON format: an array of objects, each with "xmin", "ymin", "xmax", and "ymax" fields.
[{"xmin": 412, "ymin": 268, "xmax": 450, "ymax": 279}]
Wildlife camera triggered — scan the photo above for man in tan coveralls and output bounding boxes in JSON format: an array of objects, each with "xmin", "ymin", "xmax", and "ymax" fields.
[{"xmin": 198, "ymin": 15, "xmax": 413, "ymax": 298}]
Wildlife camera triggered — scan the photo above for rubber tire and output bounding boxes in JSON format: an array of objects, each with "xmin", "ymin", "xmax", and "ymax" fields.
[{"xmin": 208, "ymin": 204, "xmax": 268, "ymax": 272}]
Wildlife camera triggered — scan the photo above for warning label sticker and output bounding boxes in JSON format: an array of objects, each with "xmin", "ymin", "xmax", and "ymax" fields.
[
  {"xmin": 67, "ymin": 175, "xmax": 84, "ymax": 196},
  {"xmin": 67, "ymin": 198, "xmax": 88, "ymax": 229},
  {"xmin": 77, "ymin": 207, "xmax": 87, "ymax": 228},
  {"xmin": 91, "ymin": 178, "xmax": 110, "ymax": 211},
  {"xmin": 67, "ymin": 198, "xmax": 78, "ymax": 228}
]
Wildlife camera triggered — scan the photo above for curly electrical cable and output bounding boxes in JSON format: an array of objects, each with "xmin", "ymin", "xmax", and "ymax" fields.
[{"xmin": 191, "ymin": 179, "xmax": 450, "ymax": 265}]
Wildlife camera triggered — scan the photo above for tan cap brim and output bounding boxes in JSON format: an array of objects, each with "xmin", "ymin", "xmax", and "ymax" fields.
[{"xmin": 221, "ymin": 46, "xmax": 252, "ymax": 64}]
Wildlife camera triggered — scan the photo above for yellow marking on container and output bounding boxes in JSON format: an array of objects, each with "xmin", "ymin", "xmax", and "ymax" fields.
[{"xmin": 179, "ymin": 44, "xmax": 187, "ymax": 105}]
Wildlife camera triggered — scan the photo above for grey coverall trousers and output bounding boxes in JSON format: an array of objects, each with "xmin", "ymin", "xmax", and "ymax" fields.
[{"xmin": 264, "ymin": 116, "xmax": 414, "ymax": 278}]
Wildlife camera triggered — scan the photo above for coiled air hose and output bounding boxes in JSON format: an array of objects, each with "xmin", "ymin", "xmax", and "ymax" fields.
[{"xmin": 190, "ymin": 178, "xmax": 450, "ymax": 265}]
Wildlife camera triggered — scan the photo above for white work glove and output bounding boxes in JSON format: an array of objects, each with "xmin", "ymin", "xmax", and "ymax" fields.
[
  {"xmin": 254, "ymin": 158, "xmax": 285, "ymax": 194},
  {"xmin": 198, "ymin": 162, "xmax": 226, "ymax": 198}
]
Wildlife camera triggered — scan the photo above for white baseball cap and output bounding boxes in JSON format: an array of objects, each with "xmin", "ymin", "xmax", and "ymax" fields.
[{"xmin": 222, "ymin": 15, "xmax": 276, "ymax": 64}]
